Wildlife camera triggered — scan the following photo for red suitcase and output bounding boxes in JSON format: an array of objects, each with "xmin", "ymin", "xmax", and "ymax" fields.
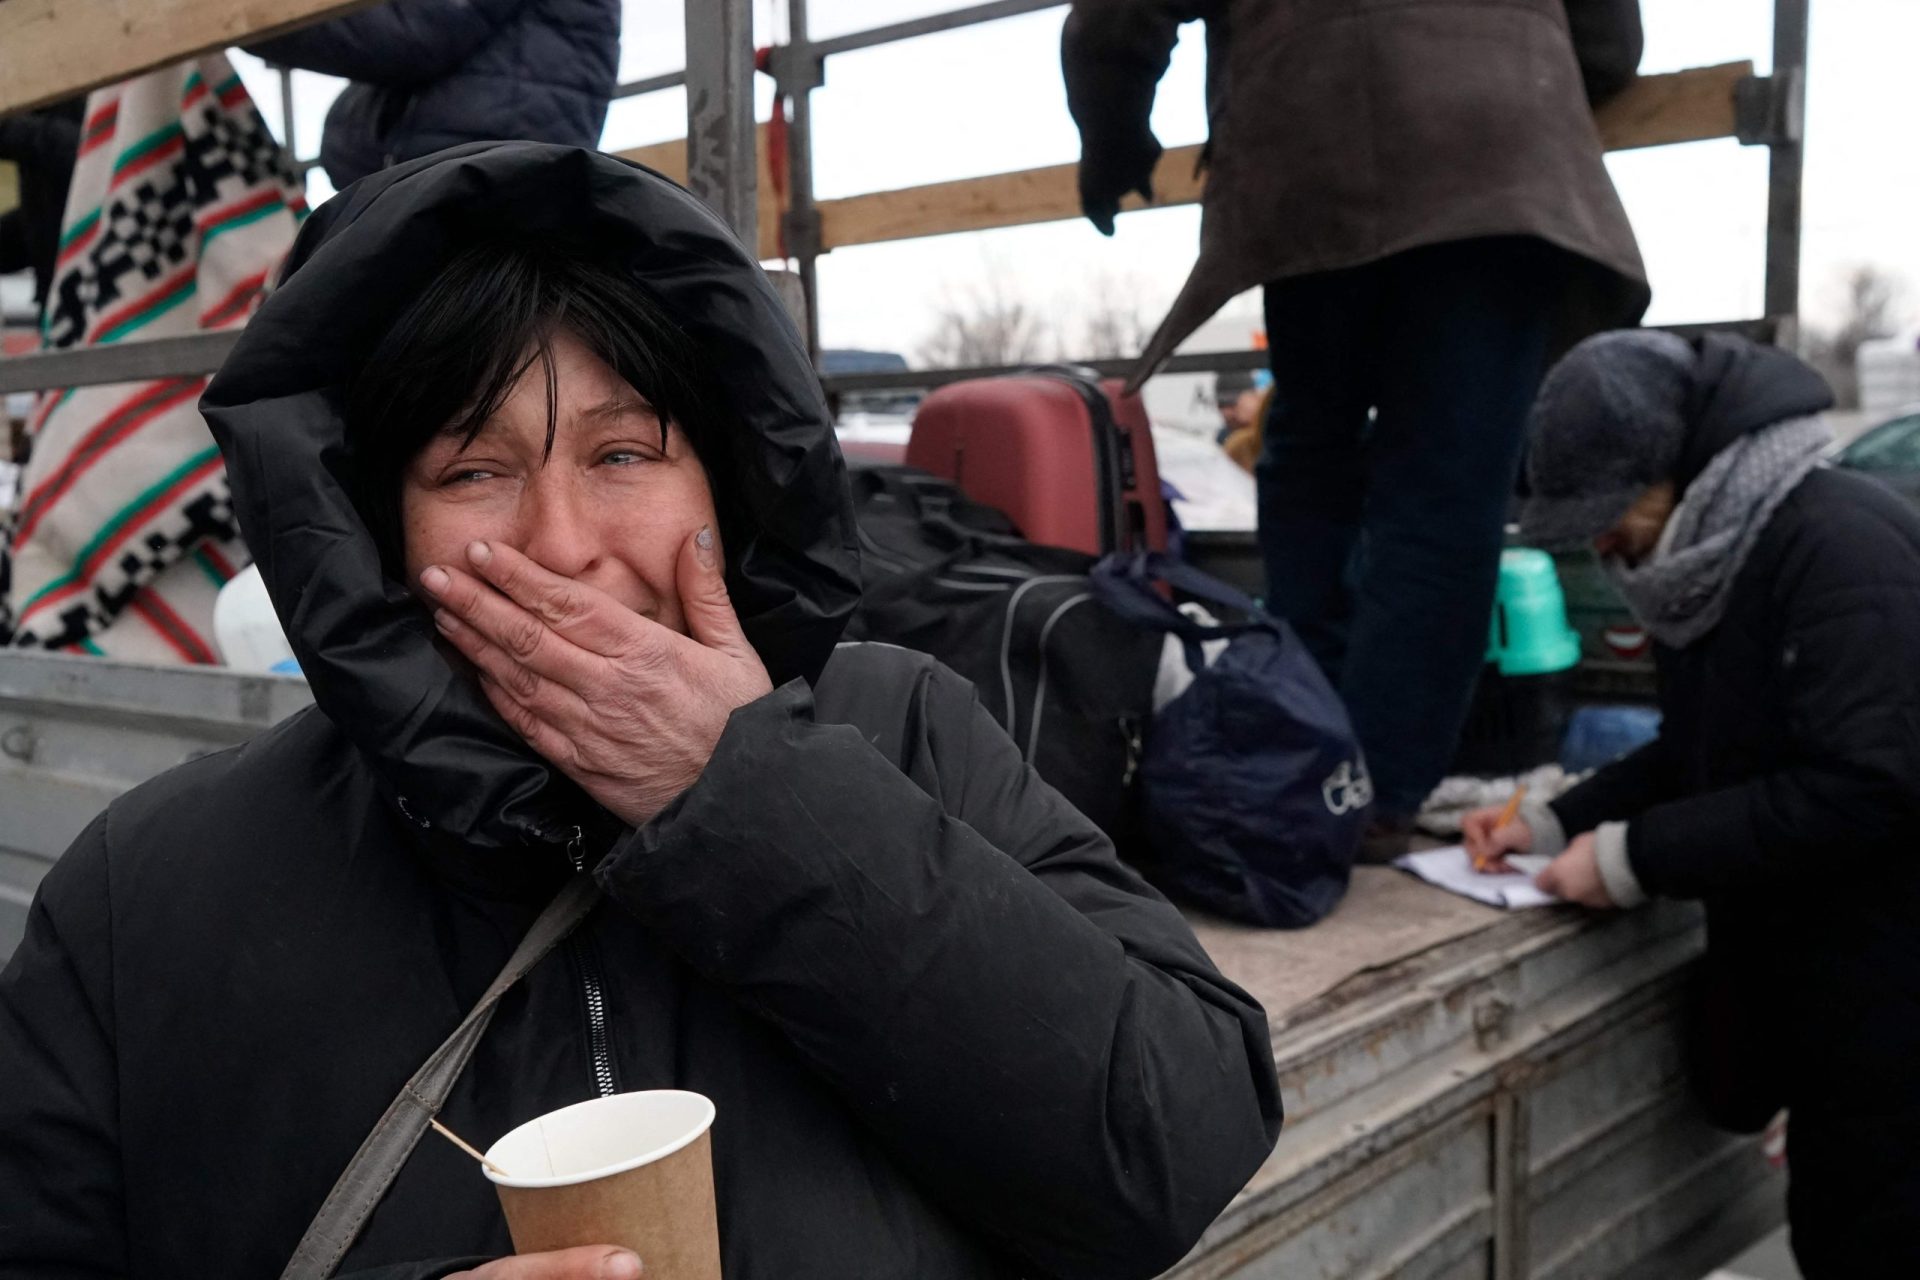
[{"xmin": 905, "ymin": 372, "xmax": 1169, "ymax": 557}]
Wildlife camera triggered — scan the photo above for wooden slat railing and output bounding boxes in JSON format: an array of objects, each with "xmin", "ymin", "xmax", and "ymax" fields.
[{"xmin": 617, "ymin": 61, "xmax": 1756, "ymax": 259}]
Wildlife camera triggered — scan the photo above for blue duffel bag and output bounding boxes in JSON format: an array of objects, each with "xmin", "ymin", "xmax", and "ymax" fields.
[{"xmin": 1090, "ymin": 552, "xmax": 1371, "ymax": 928}]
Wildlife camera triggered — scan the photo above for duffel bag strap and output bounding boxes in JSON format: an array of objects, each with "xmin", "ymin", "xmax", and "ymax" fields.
[{"xmin": 1090, "ymin": 551, "xmax": 1274, "ymax": 643}]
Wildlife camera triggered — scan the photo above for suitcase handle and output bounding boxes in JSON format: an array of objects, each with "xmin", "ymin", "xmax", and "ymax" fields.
[{"xmin": 1019, "ymin": 366, "xmax": 1129, "ymax": 554}]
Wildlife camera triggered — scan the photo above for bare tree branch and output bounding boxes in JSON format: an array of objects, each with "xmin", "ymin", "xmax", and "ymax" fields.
[
  {"xmin": 1076, "ymin": 272, "xmax": 1154, "ymax": 360},
  {"xmin": 916, "ymin": 268, "xmax": 1055, "ymax": 369},
  {"xmin": 1803, "ymin": 265, "xmax": 1907, "ymax": 408}
]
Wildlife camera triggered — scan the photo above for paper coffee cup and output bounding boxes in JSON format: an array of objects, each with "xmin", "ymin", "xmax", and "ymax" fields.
[{"xmin": 484, "ymin": 1090, "xmax": 721, "ymax": 1280}]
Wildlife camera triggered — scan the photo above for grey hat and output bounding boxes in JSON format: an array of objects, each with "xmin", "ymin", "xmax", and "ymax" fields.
[{"xmin": 1519, "ymin": 330, "xmax": 1697, "ymax": 549}]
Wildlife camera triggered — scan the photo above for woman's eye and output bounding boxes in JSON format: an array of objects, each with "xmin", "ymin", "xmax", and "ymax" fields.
[
  {"xmin": 599, "ymin": 449, "xmax": 654, "ymax": 467},
  {"xmin": 444, "ymin": 468, "xmax": 496, "ymax": 486}
]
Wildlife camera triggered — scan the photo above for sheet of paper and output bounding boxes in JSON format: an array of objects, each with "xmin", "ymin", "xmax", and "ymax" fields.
[{"xmin": 1393, "ymin": 846, "xmax": 1559, "ymax": 909}]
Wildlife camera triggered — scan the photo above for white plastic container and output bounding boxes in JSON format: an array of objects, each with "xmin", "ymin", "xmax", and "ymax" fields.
[
  {"xmin": 212, "ymin": 563, "xmax": 300, "ymax": 675},
  {"xmin": 1857, "ymin": 330, "xmax": 1920, "ymax": 415}
]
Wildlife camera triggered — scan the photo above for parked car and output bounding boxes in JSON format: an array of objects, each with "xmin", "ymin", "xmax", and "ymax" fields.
[
  {"xmin": 821, "ymin": 348, "xmax": 924, "ymax": 421},
  {"xmin": 1834, "ymin": 406, "xmax": 1920, "ymax": 503}
]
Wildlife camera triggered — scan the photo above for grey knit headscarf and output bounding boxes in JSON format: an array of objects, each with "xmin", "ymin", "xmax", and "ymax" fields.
[
  {"xmin": 1606, "ymin": 413, "xmax": 1830, "ymax": 648},
  {"xmin": 1519, "ymin": 331, "xmax": 1698, "ymax": 549},
  {"xmin": 1520, "ymin": 330, "xmax": 1837, "ymax": 650}
]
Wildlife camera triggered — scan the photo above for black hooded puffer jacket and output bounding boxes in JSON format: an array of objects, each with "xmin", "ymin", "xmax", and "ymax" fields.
[
  {"xmin": 0, "ymin": 144, "xmax": 1281, "ymax": 1280},
  {"xmin": 1549, "ymin": 335, "xmax": 1920, "ymax": 1274},
  {"xmin": 246, "ymin": 0, "xmax": 619, "ymax": 190}
]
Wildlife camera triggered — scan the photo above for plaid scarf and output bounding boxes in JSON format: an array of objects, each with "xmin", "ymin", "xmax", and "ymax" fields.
[{"xmin": 2, "ymin": 54, "xmax": 304, "ymax": 662}]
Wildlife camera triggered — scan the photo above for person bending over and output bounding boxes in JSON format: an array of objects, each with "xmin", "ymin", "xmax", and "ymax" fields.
[{"xmin": 1466, "ymin": 330, "xmax": 1920, "ymax": 1278}]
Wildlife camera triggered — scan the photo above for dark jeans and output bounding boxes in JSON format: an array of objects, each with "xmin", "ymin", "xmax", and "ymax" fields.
[{"xmin": 1257, "ymin": 238, "xmax": 1560, "ymax": 817}]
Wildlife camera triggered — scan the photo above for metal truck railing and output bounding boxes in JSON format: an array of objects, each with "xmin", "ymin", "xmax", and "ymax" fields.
[{"xmin": 0, "ymin": 0, "xmax": 1811, "ymax": 396}]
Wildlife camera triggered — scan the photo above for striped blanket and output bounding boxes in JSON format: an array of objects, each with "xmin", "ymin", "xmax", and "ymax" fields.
[{"xmin": 1, "ymin": 55, "xmax": 304, "ymax": 662}]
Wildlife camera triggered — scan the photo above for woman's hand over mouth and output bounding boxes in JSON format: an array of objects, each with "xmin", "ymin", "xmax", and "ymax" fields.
[{"xmin": 420, "ymin": 527, "xmax": 773, "ymax": 828}]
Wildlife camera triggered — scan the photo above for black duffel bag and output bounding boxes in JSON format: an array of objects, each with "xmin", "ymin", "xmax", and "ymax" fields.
[
  {"xmin": 844, "ymin": 466, "xmax": 1161, "ymax": 844},
  {"xmin": 1090, "ymin": 553, "xmax": 1370, "ymax": 927}
]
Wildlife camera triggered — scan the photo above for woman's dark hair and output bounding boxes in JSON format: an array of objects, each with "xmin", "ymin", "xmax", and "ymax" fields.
[{"xmin": 349, "ymin": 239, "xmax": 737, "ymax": 570}]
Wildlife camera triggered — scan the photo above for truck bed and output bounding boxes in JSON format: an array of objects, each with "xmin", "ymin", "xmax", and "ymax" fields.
[
  {"xmin": 0, "ymin": 651, "xmax": 1776, "ymax": 1276},
  {"xmin": 1181, "ymin": 876, "xmax": 1779, "ymax": 1277}
]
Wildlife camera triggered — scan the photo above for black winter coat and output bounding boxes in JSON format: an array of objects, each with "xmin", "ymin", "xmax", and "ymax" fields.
[
  {"xmin": 0, "ymin": 98, "xmax": 83, "ymax": 311},
  {"xmin": 0, "ymin": 144, "xmax": 1280, "ymax": 1280},
  {"xmin": 1551, "ymin": 462, "xmax": 1920, "ymax": 1272},
  {"xmin": 246, "ymin": 0, "xmax": 619, "ymax": 190}
]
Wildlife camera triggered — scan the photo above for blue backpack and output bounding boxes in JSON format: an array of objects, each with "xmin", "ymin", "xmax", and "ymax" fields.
[{"xmin": 1090, "ymin": 553, "xmax": 1370, "ymax": 928}]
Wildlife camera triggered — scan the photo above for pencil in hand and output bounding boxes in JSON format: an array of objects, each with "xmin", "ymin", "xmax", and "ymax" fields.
[{"xmin": 1471, "ymin": 784, "xmax": 1529, "ymax": 874}]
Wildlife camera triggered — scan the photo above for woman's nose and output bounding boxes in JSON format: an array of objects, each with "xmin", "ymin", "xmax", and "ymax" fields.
[{"xmin": 516, "ymin": 475, "xmax": 602, "ymax": 580}]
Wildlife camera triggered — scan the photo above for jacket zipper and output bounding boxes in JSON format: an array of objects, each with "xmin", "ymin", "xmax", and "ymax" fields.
[{"xmin": 564, "ymin": 828, "xmax": 618, "ymax": 1098}]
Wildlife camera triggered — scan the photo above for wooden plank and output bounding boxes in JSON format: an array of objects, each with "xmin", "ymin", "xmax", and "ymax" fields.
[
  {"xmin": 815, "ymin": 145, "xmax": 1201, "ymax": 252},
  {"xmin": 814, "ymin": 62, "xmax": 1756, "ymax": 252},
  {"xmin": 1594, "ymin": 60, "xmax": 1752, "ymax": 151},
  {"xmin": 615, "ymin": 125, "xmax": 781, "ymax": 260},
  {"xmin": 0, "ymin": 0, "xmax": 383, "ymax": 115},
  {"xmin": 619, "ymin": 136, "xmax": 695, "ymax": 186}
]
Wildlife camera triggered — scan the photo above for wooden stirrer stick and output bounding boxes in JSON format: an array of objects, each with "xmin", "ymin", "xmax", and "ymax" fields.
[{"xmin": 429, "ymin": 1117, "xmax": 509, "ymax": 1177}]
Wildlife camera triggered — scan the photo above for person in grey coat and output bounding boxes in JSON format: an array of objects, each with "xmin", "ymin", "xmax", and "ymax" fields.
[
  {"xmin": 1064, "ymin": 0, "xmax": 1650, "ymax": 849},
  {"xmin": 246, "ymin": 0, "xmax": 619, "ymax": 190}
]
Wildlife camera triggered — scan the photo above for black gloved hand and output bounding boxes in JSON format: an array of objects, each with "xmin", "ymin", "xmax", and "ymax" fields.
[{"xmin": 1078, "ymin": 129, "xmax": 1162, "ymax": 236}]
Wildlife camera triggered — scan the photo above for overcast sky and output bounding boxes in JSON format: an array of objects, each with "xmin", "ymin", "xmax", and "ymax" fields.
[{"xmin": 232, "ymin": 0, "xmax": 1920, "ymax": 359}]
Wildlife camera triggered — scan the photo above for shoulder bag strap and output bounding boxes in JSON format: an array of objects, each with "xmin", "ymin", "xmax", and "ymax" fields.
[
  {"xmin": 280, "ymin": 874, "xmax": 606, "ymax": 1280},
  {"xmin": 1090, "ymin": 551, "xmax": 1273, "ymax": 643}
]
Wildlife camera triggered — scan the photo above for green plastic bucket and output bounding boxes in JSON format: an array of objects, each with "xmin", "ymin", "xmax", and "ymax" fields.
[{"xmin": 1486, "ymin": 549, "xmax": 1581, "ymax": 676}]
